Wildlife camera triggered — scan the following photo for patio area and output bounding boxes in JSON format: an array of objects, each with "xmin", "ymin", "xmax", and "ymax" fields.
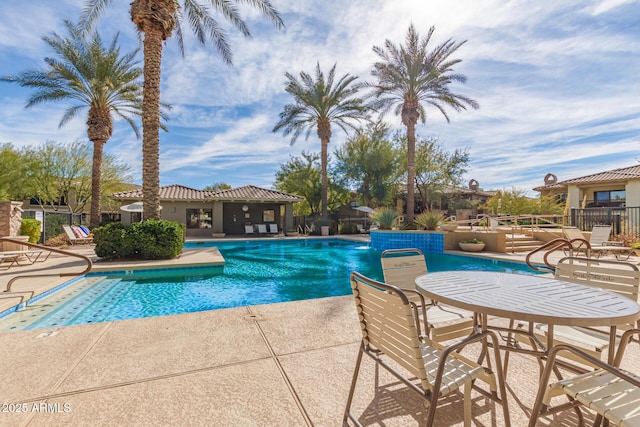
[{"xmin": 1, "ymin": 240, "xmax": 638, "ymax": 426}]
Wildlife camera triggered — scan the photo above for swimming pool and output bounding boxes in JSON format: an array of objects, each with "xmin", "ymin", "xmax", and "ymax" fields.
[{"xmin": 0, "ymin": 238, "xmax": 540, "ymax": 331}]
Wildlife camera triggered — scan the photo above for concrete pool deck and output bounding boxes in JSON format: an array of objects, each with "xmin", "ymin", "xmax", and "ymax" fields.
[{"xmin": 1, "ymin": 237, "xmax": 638, "ymax": 426}]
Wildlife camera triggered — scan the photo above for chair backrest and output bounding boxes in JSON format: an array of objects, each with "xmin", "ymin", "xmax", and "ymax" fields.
[
  {"xmin": 62, "ymin": 225, "xmax": 78, "ymax": 240},
  {"xmin": 269, "ymin": 224, "xmax": 278, "ymax": 233},
  {"xmin": 555, "ymin": 257, "xmax": 640, "ymax": 302},
  {"xmin": 380, "ymin": 248, "xmax": 427, "ymax": 292},
  {"xmin": 589, "ymin": 225, "xmax": 612, "ymax": 245},
  {"xmin": 350, "ymin": 271, "xmax": 428, "ymax": 389},
  {"xmin": 257, "ymin": 224, "xmax": 267, "ymax": 233},
  {"xmin": 244, "ymin": 225, "xmax": 254, "ymax": 234},
  {"xmin": 563, "ymin": 227, "xmax": 586, "ymax": 241}
]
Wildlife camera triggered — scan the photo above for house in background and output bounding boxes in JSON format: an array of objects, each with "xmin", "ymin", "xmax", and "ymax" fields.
[
  {"xmin": 110, "ymin": 184, "xmax": 304, "ymax": 238},
  {"xmin": 533, "ymin": 164, "xmax": 640, "ymax": 234}
]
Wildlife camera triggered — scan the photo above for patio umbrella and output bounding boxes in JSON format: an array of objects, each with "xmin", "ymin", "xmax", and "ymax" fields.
[
  {"xmin": 353, "ymin": 206, "xmax": 374, "ymax": 214},
  {"xmin": 119, "ymin": 202, "xmax": 162, "ymax": 212}
]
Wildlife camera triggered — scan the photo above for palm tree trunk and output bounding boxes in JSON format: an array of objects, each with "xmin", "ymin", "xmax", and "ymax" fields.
[
  {"xmin": 87, "ymin": 107, "xmax": 112, "ymax": 229},
  {"xmin": 89, "ymin": 140, "xmax": 105, "ymax": 228},
  {"xmin": 320, "ymin": 138, "xmax": 328, "ymax": 219},
  {"xmin": 403, "ymin": 99, "xmax": 419, "ymax": 223},
  {"xmin": 140, "ymin": 22, "xmax": 164, "ymax": 221}
]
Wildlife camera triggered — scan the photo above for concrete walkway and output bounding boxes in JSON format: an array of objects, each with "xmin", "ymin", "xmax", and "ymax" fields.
[{"xmin": 0, "ymin": 240, "xmax": 638, "ymax": 426}]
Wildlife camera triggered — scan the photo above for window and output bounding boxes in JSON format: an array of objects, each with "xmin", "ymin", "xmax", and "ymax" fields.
[
  {"xmin": 593, "ymin": 190, "xmax": 625, "ymax": 206},
  {"xmin": 186, "ymin": 209, "xmax": 212, "ymax": 229}
]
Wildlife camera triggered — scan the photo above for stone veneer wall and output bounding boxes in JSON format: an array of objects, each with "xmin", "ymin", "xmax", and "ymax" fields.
[
  {"xmin": 0, "ymin": 201, "xmax": 23, "ymax": 237},
  {"xmin": 370, "ymin": 230, "xmax": 444, "ymax": 254}
]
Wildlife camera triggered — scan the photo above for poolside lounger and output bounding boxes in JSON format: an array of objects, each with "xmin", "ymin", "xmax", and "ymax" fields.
[
  {"xmin": 62, "ymin": 225, "xmax": 93, "ymax": 245},
  {"xmin": 257, "ymin": 224, "xmax": 268, "ymax": 234},
  {"xmin": 564, "ymin": 225, "xmax": 632, "ymax": 260},
  {"xmin": 244, "ymin": 225, "xmax": 255, "ymax": 236},
  {"xmin": 268, "ymin": 224, "xmax": 279, "ymax": 235},
  {"xmin": 0, "ymin": 254, "xmax": 17, "ymax": 270}
]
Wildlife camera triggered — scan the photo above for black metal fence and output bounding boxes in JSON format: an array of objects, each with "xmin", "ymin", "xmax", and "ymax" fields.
[
  {"xmin": 22, "ymin": 210, "xmax": 88, "ymax": 243},
  {"xmin": 570, "ymin": 206, "xmax": 640, "ymax": 236}
]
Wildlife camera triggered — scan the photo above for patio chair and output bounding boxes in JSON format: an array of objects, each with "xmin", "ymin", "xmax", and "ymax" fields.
[
  {"xmin": 244, "ymin": 224, "xmax": 255, "ymax": 236},
  {"xmin": 564, "ymin": 225, "xmax": 632, "ymax": 260},
  {"xmin": 257, "ymin": 224, "xmax": 268, "ymax": 234},
  {"xmin": 381, "ymin": 248, "xmax": 475, "ymax": 342},
  {"xmin": 62, "ymin": 225, "xmax": 92, "ymax": 245},
  {"xmin": 268, "ymin": 223, "xmax": 278, "ymax": 235},
  {"xmin": 518, "ymin": 257, "xmax": 640, "ymax": 368},
  {"xmin": 344, "ymin": 272, "xmax": 510, "ymax": 427},
  {"xmin": 529, "ymin": 328, "xmax": 640, "ymax": 427}
]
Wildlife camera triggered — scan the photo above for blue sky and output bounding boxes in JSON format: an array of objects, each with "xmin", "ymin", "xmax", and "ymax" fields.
[{"xmin": 1, "ymin": 0, "xmax": 639, "ymax": 195}]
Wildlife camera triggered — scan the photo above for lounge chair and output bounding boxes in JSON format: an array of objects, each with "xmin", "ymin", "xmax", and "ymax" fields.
[
  {"xmin": 344, "ymin": 272, "xmax": 510, "ymax": 427},
  {"xmin": 529, "ymin": 329, "xmax": 640, "ymax": 427},
  {"xmin": 62, "ymin": 225, "xmax": 93, "ymax": 245},
  {"xmin": 0, "ymin": 254, "xmax": 17, "ymax": 270},
  {"xmin": 244, "ymin": 225, "xmax": 255, "ymax": 236},
  {"xmin": 268, "ymin": 223, "xmax": 278, "ymax": 235},
  {"xmin": 564, "ymin": 225, "xmax": 632, "ymax": 260},
  {"xmin": 381, "ymin": 248, "xmax": 475, "ymax": 343},
  {"xmin": 257, "ymin": 224, "xmax": 268, "ymax": 234}
]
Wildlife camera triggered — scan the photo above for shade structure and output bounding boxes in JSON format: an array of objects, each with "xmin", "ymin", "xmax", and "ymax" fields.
[
  {"xmin": 119, "ymin": 202, "xmax": 162, "ymax": 212},
  {"xmin": 353, "ymin": 206, "xmax": 374, "ymax": 214}
]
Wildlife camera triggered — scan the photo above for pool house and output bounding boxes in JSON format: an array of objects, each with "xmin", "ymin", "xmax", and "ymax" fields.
[{"xmin": 110, "ymin": 184, "xmax": 304, "ymax": 238}]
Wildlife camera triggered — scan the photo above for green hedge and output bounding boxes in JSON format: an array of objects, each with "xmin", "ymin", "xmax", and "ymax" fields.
[
  {"xmin": 20, "ymin": 218, "xmax": 42, "ymax": 243},
  {"xmin": 93, "ymin": 220, "xmax": 185, "ymax": 260}
]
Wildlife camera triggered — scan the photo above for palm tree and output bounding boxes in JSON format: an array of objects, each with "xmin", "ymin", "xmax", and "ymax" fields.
[
  {"xmin": 273, "ymin": 63, "xmax": 369, "ymax": 219},
  {"xmin": 367, "ymin": 24, "xmax": 479, "ymax": 222},
  {"xmin": 1, "ymin": 20, "xmax": 143, "ymax": 229},
  {"xmin": 80, "ymin": 0, "xmax": 284, "ymax": 221}
]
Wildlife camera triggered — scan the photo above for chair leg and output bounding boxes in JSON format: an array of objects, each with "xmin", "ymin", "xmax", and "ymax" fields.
[
  {"xmin": 463, "ymin": 382, "xmax": 472, "ymax": 427},
  {"xmin": 343, "ymin": 342, "xmax": 365, "ymax": 426}
]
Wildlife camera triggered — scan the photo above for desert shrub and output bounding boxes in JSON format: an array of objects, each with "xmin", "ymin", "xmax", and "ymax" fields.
[
  {"xmin": 339, "ymin": 222, "xmax": 359, "ymax": 234},
  {"xmin": 414, "ymin": 211, "xmax": 444, "ymax": 230},
  {"xmin": 93, "ymin": 220, "xmax": 184, "ymax": 260},
  {"xmin": 45, "ymin": 233, "xmax": 70, "ymax": 247},
  {"xmin": 20, "ymin": 218, "xmax": 42, "ymax": 243},
  {"xmin": 370, "ymin": 207, "xmax": 398, "ymax": 230},
  {"xmin": 93, "ymin": 222, "xmax": 129, "ymax": 258}
]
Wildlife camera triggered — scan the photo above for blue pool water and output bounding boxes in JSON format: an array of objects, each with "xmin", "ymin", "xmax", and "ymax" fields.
[{"xmin": 0, "ymin": 238, "xmax": 540, "ymax": 331}]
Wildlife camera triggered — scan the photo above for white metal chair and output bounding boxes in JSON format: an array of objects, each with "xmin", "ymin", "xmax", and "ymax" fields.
[
  {"xmin": 344, "ymin": 272, "xmax": 510, "ymax": 427},
  {"xmin": 508, "ymin": 257, "xmax": 640, "ymax": 374},
  {"xmin": 381, "ymin": 248, "xmax": 475, "ymax": 342},
  {"xmin": 529, "ymin": 328, "xmax": 640, "ymax": 427}
]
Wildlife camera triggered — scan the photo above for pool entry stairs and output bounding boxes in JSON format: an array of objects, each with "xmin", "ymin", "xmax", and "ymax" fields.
[{"xmin": 505, "ymin": 233, "xmax": 547, "ymax": 253}]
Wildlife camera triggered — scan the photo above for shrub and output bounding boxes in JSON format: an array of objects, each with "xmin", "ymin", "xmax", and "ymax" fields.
[
  {"xmin": 370, "ymin": 207, "xmax": 398, "ymax": 230},
  {"xmin": 339, "ymin": 222, "xmax": 359, "ymax": 234},
  {"xmin": 93, "ymin": 220, "xmax": 185, "ymax": 260},
  {"xmin": 460, "ymin": 238, "xmax": 484, "ymax": 244},
  {"xmin": 414, "ymin": 211, "xmax": 444, "ymax": 230},
  {"xmin": 20, "ymin": 218, "xmax": 42, "ymax": 243},
  {"xmin": 45, "ymin": 233, "xmax": 70, "ymax": 247}
]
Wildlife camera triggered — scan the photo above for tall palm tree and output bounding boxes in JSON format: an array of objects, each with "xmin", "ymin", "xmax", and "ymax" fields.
[
  {"xmin": 80, "ymin": 0, "xmax": 284, "ymax": 221},
  {"xmin": 273, "ymin": 63, "xmax": 369, "ymax": 219},
  {"xmin": 1, "ymin": 20, "xmax": 143, "ymax": 229},
  {"xmin": 367, "ymin": 24, "xmax": 479, "ymax": 222}
]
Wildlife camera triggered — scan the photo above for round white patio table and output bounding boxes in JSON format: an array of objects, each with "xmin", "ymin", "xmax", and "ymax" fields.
[{"xmin": 415, "ymin": 271, "xmax": 640, "ymax": 363}]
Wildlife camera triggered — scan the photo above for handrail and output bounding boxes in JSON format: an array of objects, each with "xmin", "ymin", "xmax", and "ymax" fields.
[
  {"xmin": 525, "ymin": 238, "xmax": 576, "ymax": 273},
  {"xmin": 1, "ymin": 237, "xmax": 92, "ymax": 294}
]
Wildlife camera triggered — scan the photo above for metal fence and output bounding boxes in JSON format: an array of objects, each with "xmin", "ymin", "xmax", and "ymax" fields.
[
  {"xmin": 569, "ymin": 206, "xmax": 640, "ymax": 236},
  {"xmin": 22, "ymin": 209, "xmax": 88, "ymax": 243}
]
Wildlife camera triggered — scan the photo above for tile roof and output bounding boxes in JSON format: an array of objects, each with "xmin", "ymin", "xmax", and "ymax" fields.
[
  {"xmin": 110, "ymin": 184, "xmax": 303, "ymax": 202},
  {"xmin": 559, "ymin": 164, "xmax": 640, "ymax": 185},
  {"xmin": 208, "ymin": 185, "xmax": 304, "ymax": 202},
  {"xmin": 110, "ymin": 184, "xmax": 207, "ymax": 201},
  {"xmin": 533, "ymin": 164, "xmax": 640, "ymax": 191}
]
